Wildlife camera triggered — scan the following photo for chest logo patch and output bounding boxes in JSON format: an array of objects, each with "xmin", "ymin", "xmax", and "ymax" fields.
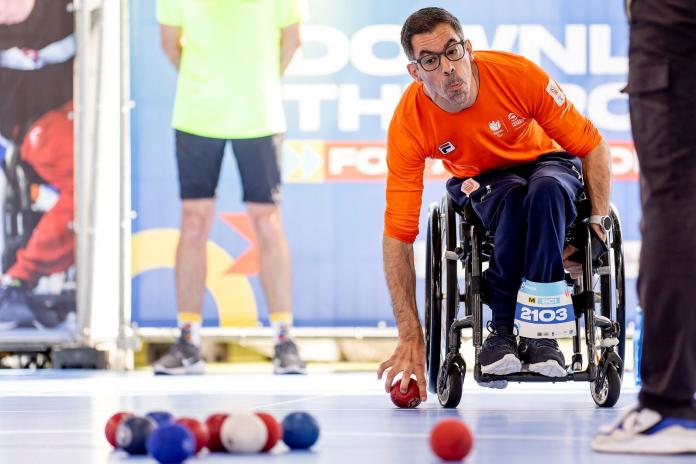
[
  {"xmin": 438, "ymin": 141, "xmax": 456, "ymax": 155},
  {"xmin": 507, "ymin": 112, "xmax": 526, "ymax": 128},
  {"xmin": 488, "ymin": 120, "xmax": 505, "ymax": 137}
]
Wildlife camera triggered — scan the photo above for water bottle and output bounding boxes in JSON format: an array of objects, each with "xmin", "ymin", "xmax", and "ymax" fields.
[{"xmin": 634, "ymin": 305, "xmax": 643, "ymax": 386}]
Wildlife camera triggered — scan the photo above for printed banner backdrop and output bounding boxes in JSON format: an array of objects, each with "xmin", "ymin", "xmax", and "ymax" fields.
[
  {"xmin": 130, "ymin": 0, "xmax": 639, "ymax": 328},
  {"xmin": 0, "ymin": 0, "xmax": 77, "ymax": 335}
]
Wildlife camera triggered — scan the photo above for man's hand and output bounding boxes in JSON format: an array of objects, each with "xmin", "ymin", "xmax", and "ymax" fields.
[
  {"xmin": 589, "ymin": 223, "xmax": 606, "ymax": 242},
  {"xmin": 563, "ymin": 223, "xmax": 607, "ymax": 279},
  {"xmin": 377, "ymin": 334, "xmax": 427, "ymax": 402},
  {"xmin": 563, "ymin": 244, "xmax": 583, "ymax": 279}
]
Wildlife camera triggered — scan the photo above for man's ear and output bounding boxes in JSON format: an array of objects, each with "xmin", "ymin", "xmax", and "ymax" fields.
[
  {"xmin": 464, "ymin": 39, "xmax": 474, "ymax": 59},
  {"xmin": 407, "ymin": 63, "xmax": 421, "ymax": 81}
]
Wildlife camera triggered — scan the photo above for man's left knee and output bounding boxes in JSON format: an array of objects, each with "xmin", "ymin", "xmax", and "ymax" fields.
[{"xmin": 524, "ymin": 177, "xmax": 567, "ymax": 210}]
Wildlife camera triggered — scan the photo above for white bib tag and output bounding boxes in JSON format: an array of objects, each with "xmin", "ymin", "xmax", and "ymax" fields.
[{"xmin": 514, "ymin": 280, "xmax": 576, "ymax": 339}]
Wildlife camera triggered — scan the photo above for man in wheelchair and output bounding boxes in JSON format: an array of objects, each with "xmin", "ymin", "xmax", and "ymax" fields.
[{"xmin": 378, "ymin": 7, "xmax": 612, "ymax": 400}]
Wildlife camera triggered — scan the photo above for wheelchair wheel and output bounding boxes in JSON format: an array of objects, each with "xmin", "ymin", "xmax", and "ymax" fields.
[
  {"xmin": 437, "ymin": 359, "xmax": 464, "ymax": 408},
  {"xmin": 438, "ymin": 195, "xmax": 459, "ymax": 368},
  {"xmin": 424, "ymin": 204, "xmax": 442, "ymax": 393},
  {"xmin": 591, "ymin": 363, "xmax": 621, "ymax": 408}
]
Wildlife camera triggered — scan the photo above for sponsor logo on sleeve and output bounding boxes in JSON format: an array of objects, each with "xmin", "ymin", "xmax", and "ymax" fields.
[{"xmin": 545, "ymin": 79, "xmax": 566, "ymax": 107}]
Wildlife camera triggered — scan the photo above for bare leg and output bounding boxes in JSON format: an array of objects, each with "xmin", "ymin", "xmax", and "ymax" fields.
[
  {"xmin": 245, "ymin": 202, "xmax": 291, "ymax": 315},
  {"xmin": 176, "ymin": 199, "xmax": 216, "ymax": 315}
]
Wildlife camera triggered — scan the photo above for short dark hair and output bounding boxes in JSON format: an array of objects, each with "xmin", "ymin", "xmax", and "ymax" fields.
[{"xmin": 400, "ymin": 7, "xmax": 465, "ymax": 60}]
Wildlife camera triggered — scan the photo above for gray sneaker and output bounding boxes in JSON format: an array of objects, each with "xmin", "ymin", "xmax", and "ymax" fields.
[
  {"xmin": 273, "ymin": 339, "xmax": 306, "ymax": 375},
  {"xmin": 153, "ymin": 338, "xmax": 205, "ymax": 375}
]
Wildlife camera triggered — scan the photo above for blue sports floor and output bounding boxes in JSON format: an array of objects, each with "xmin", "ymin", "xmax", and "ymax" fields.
[{"xmin": 0, "ymin": 369, "xmax": 691, "ymax": 463}]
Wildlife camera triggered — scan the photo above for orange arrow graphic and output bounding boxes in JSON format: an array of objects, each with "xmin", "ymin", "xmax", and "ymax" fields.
[{"xmin": 219, "ymin": 212, "xmax": 259, "ymax": 275}]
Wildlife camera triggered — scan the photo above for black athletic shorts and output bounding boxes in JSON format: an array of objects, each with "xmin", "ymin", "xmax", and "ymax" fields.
[{"xmin": 175, "ymin": 129, "xmax": 283, "ymax": 203}]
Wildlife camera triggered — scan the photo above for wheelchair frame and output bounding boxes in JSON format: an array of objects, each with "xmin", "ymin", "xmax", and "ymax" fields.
[{"xmin": 425, "ymin": 193, "xmax": 626, "ymax": 408}]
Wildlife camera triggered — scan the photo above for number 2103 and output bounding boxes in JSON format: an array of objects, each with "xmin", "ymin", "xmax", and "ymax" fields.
[{"xmin": 520, "ymin": 307, "xmax": 568, "ymax": 322}]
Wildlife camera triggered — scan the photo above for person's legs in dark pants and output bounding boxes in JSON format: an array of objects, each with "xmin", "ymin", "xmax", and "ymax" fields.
[
  {"xmin": 485, "ymin": 187, "xmax": 527, "ymax": 333},
  {"xmin": 448, "ymin": 173, "xmax": 527, "ymax": 380},
  {"xmin": 517, "ymin": 159, "xmax": 582, "ymax": 377},
  {"xmin": 524, "ymin": 176, "xmax": 578, "ymax": 283},
  {"xmin": 632, "ymin": 55, "xmax": 696, "ymax": 425},
  {"xmin": 592, "ymin": 0, "xmax": 696, "ymax": 454}
]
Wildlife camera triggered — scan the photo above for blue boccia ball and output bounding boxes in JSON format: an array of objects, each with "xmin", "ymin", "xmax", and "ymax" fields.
[
  {"xmin": 282, "ymin": 412, "xmax": 320, "ymax": 450},
  {"xmin": 146, "ymin": 423, "xmax": 195, "ymax": 464},
  {"xmin": 116, "ymin": 416, "xmax": 156, "ymax": 455},
  {"xmin": 146, "ymin": 411, "xmax": 175, "ymax": 427}
]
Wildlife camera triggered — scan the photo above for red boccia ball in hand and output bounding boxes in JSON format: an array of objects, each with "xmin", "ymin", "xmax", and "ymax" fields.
[
  {"xmin": 430, "ymin": 418, "xmax": 473, "ymax": 461},
  {"xmin": 390, "ymin": 378, "xmax": 422, "ymax": 408}
]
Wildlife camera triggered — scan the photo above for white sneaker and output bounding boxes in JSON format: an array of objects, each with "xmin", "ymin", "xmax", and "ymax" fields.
[{"xmin": 592, "ymin": 404, "xmax": 696, "ymax": 454}]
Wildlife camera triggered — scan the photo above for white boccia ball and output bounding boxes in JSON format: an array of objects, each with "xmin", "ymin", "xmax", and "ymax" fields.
[{"xmin": 220, "ymin": 413, "xmax": 268, "ymax": 453}]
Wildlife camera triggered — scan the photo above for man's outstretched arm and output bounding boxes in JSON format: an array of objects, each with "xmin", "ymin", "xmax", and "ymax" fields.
[{"xmin": 377, "ymin": 235, "xmax": 427, "ymax": 401}]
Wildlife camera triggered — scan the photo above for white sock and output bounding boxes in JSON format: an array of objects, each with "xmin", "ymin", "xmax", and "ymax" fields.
[
  {"xmin": 270, "ymin": 312, "xmax": 293, "ymax": 345},
  {"xmin": 178, "ymin": 312, "xmax": 202, "ymax": 347}
]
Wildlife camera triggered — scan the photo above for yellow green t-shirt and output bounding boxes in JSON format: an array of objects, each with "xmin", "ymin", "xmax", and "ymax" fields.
[{"xmin": 156, "ymin": 0, "xmax": 306, "ymax": 139}]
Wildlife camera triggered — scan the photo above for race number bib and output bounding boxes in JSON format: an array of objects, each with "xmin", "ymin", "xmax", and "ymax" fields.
[{"xmin": 514, "ymin": 280, "xmax": 576, "ymax": 339}]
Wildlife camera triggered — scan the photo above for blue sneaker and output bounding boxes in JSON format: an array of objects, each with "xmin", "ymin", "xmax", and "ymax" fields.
[{"xmin": 592, "ymin": 404, "xmax": 696, "ymax": 454}]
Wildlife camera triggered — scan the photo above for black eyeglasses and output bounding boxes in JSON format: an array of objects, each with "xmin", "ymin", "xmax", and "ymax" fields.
[{"xmin": 410, "ymin": 40, "xmax": 466, "ymax": 72}]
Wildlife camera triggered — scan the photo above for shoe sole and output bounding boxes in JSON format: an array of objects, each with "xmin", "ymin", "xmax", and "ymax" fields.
[
  {"xmin": 477, "ymin": 380, "xmax": 509, "ymax": 389},
  {"xmin": 528, "ymin": 360, "xmax": 566, "ymax": 377},
  {"xmin": 153, "ymin": 360, "xmax": 206, "ymax": 375},
  {"xmin": 273, "ymin": 361, "xmax": 307, "ymax": 375},
  {"xmin": 0, "ymin": 322, "xmax": 19, "ymax": 330},
  {"xmin": 592, "ymin": 428, "xmax": 696, "ymax": 454},
  {"xmin": 481, "ymin": 353, "xmax": 522, "ymax": 376}
]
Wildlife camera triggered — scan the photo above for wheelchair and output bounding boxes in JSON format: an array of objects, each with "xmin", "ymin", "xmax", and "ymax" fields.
[{"xmin": 424, "ymin": 192, "xmax": 625, "ymax": 408}]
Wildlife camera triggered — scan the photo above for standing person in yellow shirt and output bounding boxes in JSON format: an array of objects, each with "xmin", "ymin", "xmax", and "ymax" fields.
[{"xmin": 153, "ymin": 0, "xmax": 308, "ymax": 375}]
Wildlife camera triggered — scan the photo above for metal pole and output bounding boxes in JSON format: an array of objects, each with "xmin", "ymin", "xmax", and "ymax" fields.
[
  {"xmin": 117, "ymin": 0, "xmax": 136, "ymax": 369},
  {"xmin": 74, "ymin": 0, "xmax": 91, "ymax": 346}
]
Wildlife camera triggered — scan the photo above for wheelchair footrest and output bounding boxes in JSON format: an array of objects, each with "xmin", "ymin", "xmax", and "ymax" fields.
[{"xmin": 476, "ymin": 368, "xmax": 594, "ymax": 383}]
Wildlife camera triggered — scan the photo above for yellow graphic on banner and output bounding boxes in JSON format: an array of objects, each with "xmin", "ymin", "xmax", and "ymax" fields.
[
  {"xmin": 283, "ymin": 140, "xmax": 326, "ymax": 183},
  {"xmin": 132, "ymin": 229, "xmax": 258, "ymax": 327}
]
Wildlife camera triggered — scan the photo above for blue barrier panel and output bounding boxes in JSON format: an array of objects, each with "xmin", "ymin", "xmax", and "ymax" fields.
[{"xmin": 130, "ymin": 0, "xmax": 638, "ymax": 328}]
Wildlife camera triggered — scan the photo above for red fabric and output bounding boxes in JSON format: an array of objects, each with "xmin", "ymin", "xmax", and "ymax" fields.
[{"xmin": 8, "ymin": 101, "xmax": 74, "ymax": 284}]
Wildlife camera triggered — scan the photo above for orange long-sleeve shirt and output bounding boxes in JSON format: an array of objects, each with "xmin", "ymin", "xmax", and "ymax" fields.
[{"xmin": 384, "ymin": 51, "xmax": 602, "ymax": 243}]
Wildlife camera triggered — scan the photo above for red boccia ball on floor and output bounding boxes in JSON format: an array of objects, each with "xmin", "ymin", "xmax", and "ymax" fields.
[
  {"xmin": 390, "ymin": 378, "xmax": 422, "ymax": 408},
  {"xmin": 175, "ymin": 417, "xmax": 209, "ymax": 454},
  {"xmin": 204, "ymin": 413, "xmax": 229, "ymax": 452},
  {"xmin": 255, "ymin": 412, "xmax": 283, "ymax": 452},
  {"xmin": 430, "ymin": 418, "xmax": 473, "ymax": 461},
  {"xmin": 105, "ymin": 411, "xmax": 133, "ymax": 447}
]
